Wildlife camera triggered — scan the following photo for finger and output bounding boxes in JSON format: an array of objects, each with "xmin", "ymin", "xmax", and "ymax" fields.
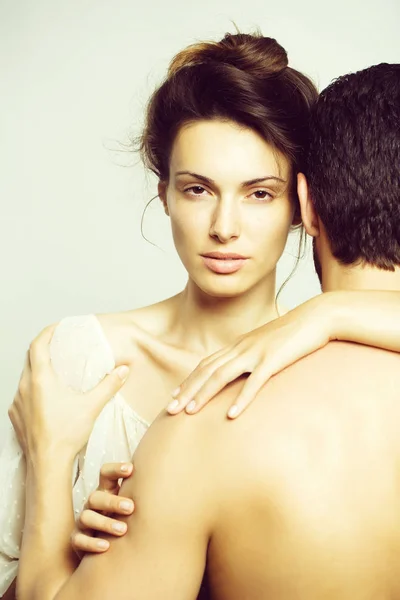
[
  {"xmin": 29, "ymin": 324, "xmax": 57, "ymax": 372},
  {"xmin": 23, "ymin": 350, "xmax": 31, "ymax": 372},
  {"xmin": 98, "ymin": 462, "xmax": 134, "ymax": 492},
  {"xmin": 10, "ymin": 387, "xmax": 21, "ymax": 412},
  {"xmin": 71, "ymin": 530, "xmax": 110, "ymax": 555},
  {"xmin": 7, "ymin": 403, "xmax": 19, "ymax": 432},
  {"xmin": 169, "ymin": 346, "xmax": 232, "ymax": 401},
  {"xmin": 79, "ymin": 509, "xmax": 128, "ymax": 536},
  {"xmin": 167, "ymin": 351, "xmax": 237, "ymax": 414},
  {"xmin": 8, "ymin": 415, "xmax": 26, "ymax": 451},
  {"xmin": 86, "ymin": 490, "xmax": 134, "ymax": 515},
  {"xmin": 8, "ymin": 401, "xmax": 23, "ymax": 440},
  {"xmin": 227, "ymin": 366, "xmax": 272, "ymax": 419},
  {"xmin": 17, "ymin": 353, "xmax": 31, "ymax": 399},
  {"xmin": 185, "ymin": 359, "xmax": 250, "ymax": 414},
  {"xmin": 88, "ymin": 365, "xmax": 130, "ymax": 415}
]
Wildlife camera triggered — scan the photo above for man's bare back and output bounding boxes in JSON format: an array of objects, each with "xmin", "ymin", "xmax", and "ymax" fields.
[
  {"xmin": 72, "ymin": 340, "xmax": 400, "ymax": 600},
  {"xmin": 201, "ymin": 342, "xmax": 400, "ymax": 599}
]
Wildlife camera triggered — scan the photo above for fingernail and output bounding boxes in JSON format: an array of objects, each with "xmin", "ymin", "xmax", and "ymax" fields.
[
  {"xmin": 171, "ymin": 387, "xmax": 180, "ymax": 397},
  {"xmin": 186, "ymin": 400, "xmax": 196, "ymax": 413},
  {"xmin": 116, "ymin": 365, "xmax": 129, "ymax": 380},
  {"xmin": 167, "ymin": 399, "xmax": 179, "ymax": 413},
  {"xmin": 120, "ymin": 501, "xmax": 133, "ymax": 512},
  {"xmin": 113, "ymin": 522, "xmax": 127, "ymax": 533},
  {"xmin": 227, "ymin": 405, "xmax": 238, "ymax": 419},
  {"xmin": 97, "ymin": 540, "xmax": 109, "ymax": 549},
  {"xmin": 120, "ymin": 464, "xmax": 130, "ymax": 472}
]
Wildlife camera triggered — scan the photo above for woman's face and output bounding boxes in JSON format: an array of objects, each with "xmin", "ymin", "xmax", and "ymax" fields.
[{"xmin": 159, "ymin": 119, "xmax": 295, "ymax": 298}]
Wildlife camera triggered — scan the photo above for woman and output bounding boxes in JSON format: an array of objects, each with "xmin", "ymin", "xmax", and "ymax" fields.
[{"xmin": 2, "ymin": 31, "xmax": 400, "ymax": 597}]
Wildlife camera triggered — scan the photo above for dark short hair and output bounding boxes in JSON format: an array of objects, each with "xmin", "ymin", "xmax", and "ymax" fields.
[{"xmin": 307, "ymin": 63, "xmax": 400, "ymax": 270}]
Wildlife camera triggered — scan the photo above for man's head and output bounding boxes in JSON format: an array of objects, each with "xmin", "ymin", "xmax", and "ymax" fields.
[{"xmin": 298, "ymin": 63, "xmax": 400, "ymax": 289}]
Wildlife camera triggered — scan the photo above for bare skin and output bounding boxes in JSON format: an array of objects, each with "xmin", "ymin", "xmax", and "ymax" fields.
[
  {"xmin": 202, "ymin": 343, "xmax": 400, "ymax": 599},
  {"xmin": 46, "ymin": 150, "xmax": 400, "ymax": 597},
  {"xmin": 95, "ymin": 301, "xmax": 203, "ymax": 424},
  {"xmin": 90, "ymin": 120, "xmax": 293, "ymax": 424},
  {"xmin": 9, "ymin": 119, "xmax": 400, "ymax": 598},
  {"xmin": 43, "ymin": 340, "xmax": 400, "ymax": 600}
]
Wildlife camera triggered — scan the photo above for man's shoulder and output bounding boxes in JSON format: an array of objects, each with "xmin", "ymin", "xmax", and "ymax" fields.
[
  {"xmin": 268, "ymin": 340, "xmax": 400, "ymax": 399},
  {"xmin": 127, "ymin": 338, "xmax": 400, "ymax": 513},
  {"xmin": 237, "ymin": 340, "xmax": 400, "ymax": 479},
  {"xmin": 249, "ymin": 340, "xmax": 400, "ymax": 437},
  {"xmin": 179, "ymin": 340, "xmax": 400, "ymax": 485}
]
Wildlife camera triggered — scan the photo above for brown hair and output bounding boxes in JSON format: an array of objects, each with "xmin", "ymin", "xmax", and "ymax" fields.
[{"xmin": 139, "ymin": 32, "xmax": 318, "ymax": 219}]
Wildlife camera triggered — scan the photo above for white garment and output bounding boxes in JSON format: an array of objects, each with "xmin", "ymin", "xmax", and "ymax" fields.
[{"xmin": 0, "ymin": 315, "xmax": 149, "ymax": 597}]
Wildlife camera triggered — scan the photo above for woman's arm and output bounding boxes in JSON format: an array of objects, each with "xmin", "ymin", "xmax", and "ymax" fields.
[
  {"xmin": 8, "ymin": 326, "xmax": 129, "ymax": 600},
  {"xmin": 167, "ymin": 290, "xmax": 400, "ymax": 417},
  {"xmin": 325, "ymin": 290, "xmax": 400, "ymax": 350},
  {"xmin": 17, "ymin": 457, "xmax": 79, "ymax": 600},
  {"xmin": 16, "ymin": 461, "xmax": 134, "ymax": 599}
]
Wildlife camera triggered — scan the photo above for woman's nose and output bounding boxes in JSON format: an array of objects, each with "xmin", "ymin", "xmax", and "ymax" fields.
[{"xmin": 209, "ymin": 200, "xmax": 240, "ymax": 243}]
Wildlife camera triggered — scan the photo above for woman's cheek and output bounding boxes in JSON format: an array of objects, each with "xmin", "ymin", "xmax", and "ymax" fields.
[
  {"xmin": 253, "ymin": 206, "xmax": 294, "ymax": 261},
  {"xmin": 169, "ymin": 210, "xmax": 202, "ymax": 263},
  {"xmin": 171, "ymin": 201, "xmax": 211, "ymax": 239}
]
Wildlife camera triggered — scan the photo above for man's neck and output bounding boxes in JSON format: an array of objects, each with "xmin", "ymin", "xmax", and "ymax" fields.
[{"xmin": 322, "ymin": 262, "xmax": 400, "ymax": 293}]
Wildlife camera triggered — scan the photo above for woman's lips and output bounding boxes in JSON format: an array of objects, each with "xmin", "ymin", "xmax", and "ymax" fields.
[{"xmin": 201, "ymin": 256, "xmax": 248, "ymax": 274}]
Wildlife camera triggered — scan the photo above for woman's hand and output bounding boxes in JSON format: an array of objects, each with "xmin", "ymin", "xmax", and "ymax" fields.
[
  {"xmin": 8, "ymin": 325, "xmax": 130, "ymax": 461},
  {"xmin": 71, "ymin": 462, "xmax": 134, "ymax": 558},
  {"xmin": 168, "ymin": 294, "xmax": 333, "ymax": 418}
]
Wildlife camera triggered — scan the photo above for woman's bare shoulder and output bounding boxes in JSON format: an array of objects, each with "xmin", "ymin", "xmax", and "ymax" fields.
[{"xmin": 95, "ymin": 295, "xmax": 180, "ymax": 364}]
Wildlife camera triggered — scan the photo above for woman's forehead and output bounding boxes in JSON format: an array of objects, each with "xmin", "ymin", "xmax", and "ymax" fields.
[{"xmin": 169, "ymin": 120, "xmax": 290, "ymax": 184}]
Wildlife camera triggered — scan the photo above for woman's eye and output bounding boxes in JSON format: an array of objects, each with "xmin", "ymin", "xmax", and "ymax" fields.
[
  {"xmin": 185, "ymin": 185, "xmax": 207, "ymax": 196},
  {"xmin": 251, "ymin": 190, "xmax": 272, "ymax": 201}
]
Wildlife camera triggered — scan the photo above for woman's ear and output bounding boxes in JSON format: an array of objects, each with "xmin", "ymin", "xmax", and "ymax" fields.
[
  {"xmin": 158, "ymin": 181, "xmax": 169, "ymax": 216},
  {"xmin": 297, "ymin": 173, "xmax": 320, "ymax": 237}
]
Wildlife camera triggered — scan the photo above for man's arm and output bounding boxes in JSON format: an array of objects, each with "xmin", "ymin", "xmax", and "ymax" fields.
[{"xmin": 20, "ymin": 411, "xmax": 215, "ymax": 600}]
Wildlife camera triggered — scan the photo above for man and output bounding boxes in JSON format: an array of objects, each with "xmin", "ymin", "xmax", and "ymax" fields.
[{"xmin": 14, "ymin": 63, "xmax": 400, "ymax": 599}]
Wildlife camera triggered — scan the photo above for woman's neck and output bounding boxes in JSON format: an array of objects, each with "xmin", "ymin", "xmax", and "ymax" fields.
[{"xmin": 166, "ymin": 275, "xmax": 279, "ymax": 355}]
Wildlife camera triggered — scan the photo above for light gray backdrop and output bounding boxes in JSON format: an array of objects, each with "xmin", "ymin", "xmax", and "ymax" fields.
[{"xmin": 1, "ymin": 0, "xmax": 399, "ymax": 448}]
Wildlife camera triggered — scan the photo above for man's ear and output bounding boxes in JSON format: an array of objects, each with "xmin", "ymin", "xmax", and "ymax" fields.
[
  {"xmin": 158, "ymin": 181, "xmax": 169, "ymax": 216},
  {"xmin": 297, "ymin": 173, "xmax": 320, "ymax": 237}
]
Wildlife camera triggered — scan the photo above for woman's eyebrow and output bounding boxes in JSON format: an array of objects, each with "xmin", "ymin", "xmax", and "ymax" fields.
[
  {"xmin": 175, "ymin": 171, "xmax": 215, "ymax": 184},
  {"xmin": 243, "ymin": 176, "xmax": 286, "ymax": 186},
  {"xmin": 175, "ymin": 171, "xmax": 286, "ymax": 186}
]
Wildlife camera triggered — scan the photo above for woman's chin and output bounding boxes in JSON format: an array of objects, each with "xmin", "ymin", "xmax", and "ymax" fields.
[{"xmin": 194, "ymin": 276, "xmax": 253, "ymax": 299}]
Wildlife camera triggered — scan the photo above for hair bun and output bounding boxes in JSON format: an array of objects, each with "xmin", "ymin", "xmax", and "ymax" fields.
[{"xmin": 168, "ymin": 32, "xmax": 288, "ymax": 79}]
